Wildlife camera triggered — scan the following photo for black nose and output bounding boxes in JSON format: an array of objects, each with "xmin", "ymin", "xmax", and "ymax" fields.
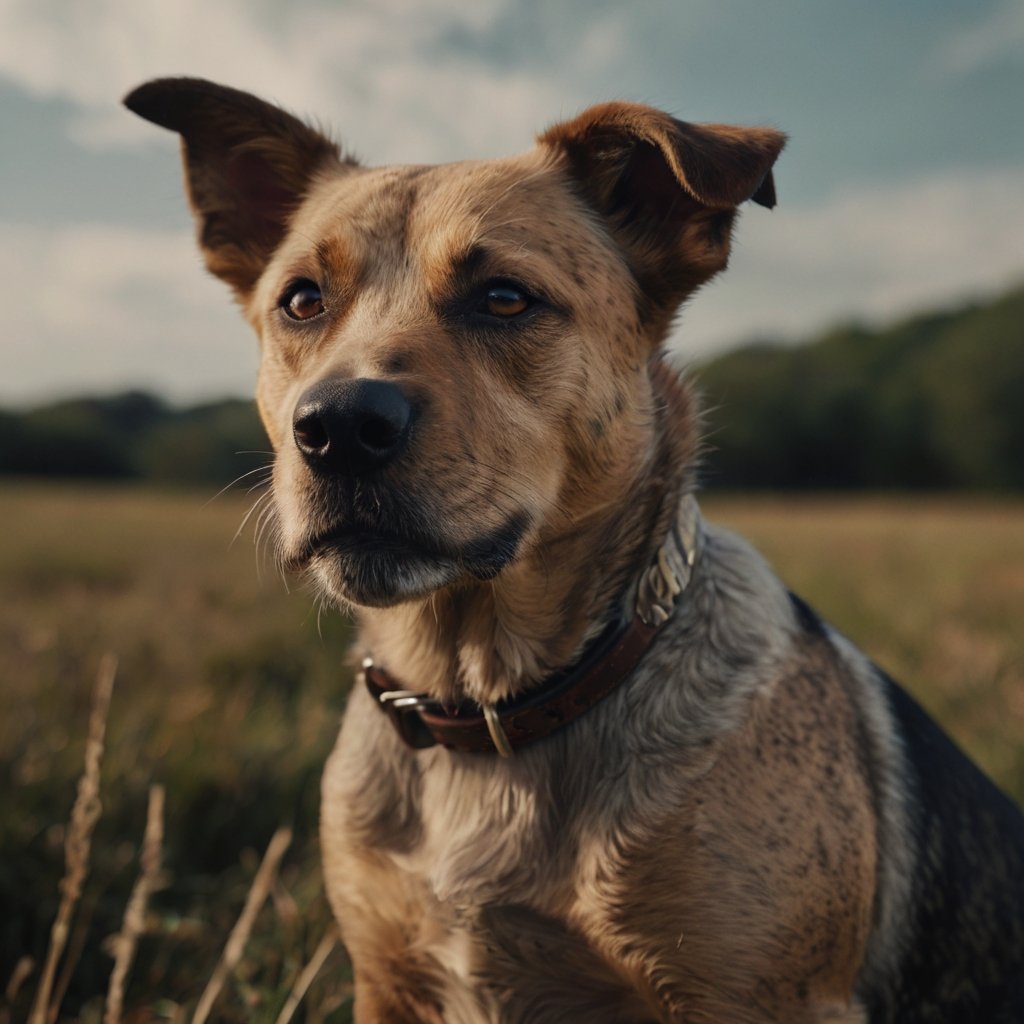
[{"xmin": 292, "ymin": 378, "xmax": 413, "ymax": 475}]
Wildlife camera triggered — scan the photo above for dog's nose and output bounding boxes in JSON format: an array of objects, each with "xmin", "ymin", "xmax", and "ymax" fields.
[{"xmin": 292, "ymin": 378, "xmax": 413, "ymax": 475}]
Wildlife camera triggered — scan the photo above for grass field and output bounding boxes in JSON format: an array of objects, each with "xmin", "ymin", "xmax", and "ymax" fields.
[{"xmin": 1, "ymin": 482, "xmax": 1022, "ymax": 1021}]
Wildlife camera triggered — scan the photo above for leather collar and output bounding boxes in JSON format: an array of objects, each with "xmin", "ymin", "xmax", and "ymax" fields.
[{"xmin": 360, "ymin": 494, "xmax": 701, "ymax": 757}]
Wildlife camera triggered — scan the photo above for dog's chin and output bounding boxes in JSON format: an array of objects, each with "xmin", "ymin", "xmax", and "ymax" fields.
[
  {"xmin": 295, "ymin": 517, "xmax": 528, "ymax": 609},
  {"xmin": 310, "ymin": 543, "xmax": 464, "ymax": 608}
]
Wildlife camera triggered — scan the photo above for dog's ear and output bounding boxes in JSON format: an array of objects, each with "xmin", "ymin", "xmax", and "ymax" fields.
[
  {"xmin": 124, "ymin": 77, "xmax": 350, "ymax": 300},
  {"xmin": 540, "ymin": 102, "xmax": 785, "ymax": 318}
]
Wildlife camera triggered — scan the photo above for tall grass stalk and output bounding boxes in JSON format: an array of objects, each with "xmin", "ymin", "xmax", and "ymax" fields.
[
  {"xmin": 192, "ymin": 826, "xmax": 293, "ymax": 1024},
  {"xmin": 3, "ymin": 958, "xmax": 35, "ymax": 1023},
  {"xmin": 274, "ymin": 925, "xmax": 341, "ymax": 1024},
  {"xmin": 28, "ymin": 653, "xmax": 117, "ymax": 1024},
  {"xmin": 104, "ymin": 784, "xmax": 166, "ymax": 1024}
]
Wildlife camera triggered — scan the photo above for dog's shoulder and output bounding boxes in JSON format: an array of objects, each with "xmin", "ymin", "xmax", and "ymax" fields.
[
  {"xmin": 862, "ymin": 669, "xmax": 1024, "ymax": 1021},
  {"xmin": 763, "ymin": 580, "xmax": 1024, "ymax": 1020},
  {"xmin": 688, "ymin": 523, "xmax": 1024, "ymax": 1018}
]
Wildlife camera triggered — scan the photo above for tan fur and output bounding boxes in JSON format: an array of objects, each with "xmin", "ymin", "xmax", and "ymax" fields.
[{"xmin": 126, "ymin": 80, "xmax": 916, "ymax": 1022}]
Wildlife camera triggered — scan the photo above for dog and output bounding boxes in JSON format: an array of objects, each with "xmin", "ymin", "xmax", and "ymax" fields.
[{"xmin": 125, "ymin": 78, "xmax": 1024, "ymax": 1023}]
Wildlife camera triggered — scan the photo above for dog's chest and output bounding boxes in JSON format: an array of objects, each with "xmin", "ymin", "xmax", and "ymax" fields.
[
  {"xmin": 394, "ymin": 751, "xmax": 575, "ymax": 911},
  {"xmin": 381, "ymin": 756, "xmax": 671, "ymax": 1022}
]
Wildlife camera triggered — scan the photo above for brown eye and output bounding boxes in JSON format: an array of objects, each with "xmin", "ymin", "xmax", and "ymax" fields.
[
  {"xmin": 281, "ymin": 280, "xmax": 324, "ymax": 320},
  {"xmin": 484, "ymin": 285, "xmax": 530, "ymax": 318}
]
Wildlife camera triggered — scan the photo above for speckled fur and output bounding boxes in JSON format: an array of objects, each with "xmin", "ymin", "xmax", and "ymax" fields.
[{"xmin": 127, "ymin": 79, "xmax": 1024, "ymax": 1023}]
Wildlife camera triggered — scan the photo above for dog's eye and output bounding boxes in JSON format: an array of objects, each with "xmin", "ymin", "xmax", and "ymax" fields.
[
  {"xmin": 281, "ymin": 280, "xmax": 324, "ymax": 321},
  {"xmin": 483, "ymin": 285, "xmax": 530, "ymax": 319}
]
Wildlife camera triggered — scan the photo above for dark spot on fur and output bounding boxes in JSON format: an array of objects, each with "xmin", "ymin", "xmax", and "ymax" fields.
[
  {"xmin": 815, "ymin": 827, "xmax": 830, "ymax": 871},
  {"xmin": 384, "ymin": 350, "xmax": 412, "ymax": 375}
]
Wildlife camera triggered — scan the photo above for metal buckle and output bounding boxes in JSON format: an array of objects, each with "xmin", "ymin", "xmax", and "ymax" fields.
[
  {"xmin": 360, "ymin": 658, "xmax": 439, "ymax": 749},
  {"xmin": 482, "ymin": 704, "xmax": 514, "ymax": 759},
  {"xmin": 371, "ymin": 678, "xmax": 440, "ymax": 750},
  {"xmin": 378, "ymin": 689, "xmax": 430, "ymax": 710}
]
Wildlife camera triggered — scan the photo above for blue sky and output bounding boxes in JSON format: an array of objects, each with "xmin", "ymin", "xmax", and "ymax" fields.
[{"xmin": 2, "ymin": 0, "xmax": 1023, "ymax": 402}]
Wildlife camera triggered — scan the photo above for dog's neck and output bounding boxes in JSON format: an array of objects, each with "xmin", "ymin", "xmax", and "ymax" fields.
[{"xmin": 355, "ymin": 363, "xmax": 699, "ymax": 707}]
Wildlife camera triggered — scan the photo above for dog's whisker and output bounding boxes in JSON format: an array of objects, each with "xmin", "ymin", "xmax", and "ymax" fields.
[
  {"xmin": 253, "ymin": 502, "xmax": 279, "ymax": 571},
  {"xmin": 244, "ymin": 494, "xmax": 281, "ymax": 587},
  {"xmin": 204, "ymin": 464, "xmax": 274, "ymax": 508},
  {"xmin": 231, "ymin": 489, "xmax": 272, "ymax": 550}
]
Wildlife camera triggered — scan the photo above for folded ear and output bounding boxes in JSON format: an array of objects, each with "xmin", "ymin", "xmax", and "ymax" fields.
[
  {"xmin": 124, "ymin": 77, "xmax": 350, "ymax": 300},
  {"xmin": 539, "ymin": 102, "xmax": 785, "ymax": 319}
]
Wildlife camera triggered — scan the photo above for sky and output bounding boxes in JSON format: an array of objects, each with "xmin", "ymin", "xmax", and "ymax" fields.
[{"xmin": 1, "ymin": 0, "xmax": 1023, "ymax": 404}]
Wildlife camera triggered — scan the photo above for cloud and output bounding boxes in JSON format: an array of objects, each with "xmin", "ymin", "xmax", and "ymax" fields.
[
  {"xmin": 0, "ymin": 0, "xmax": 616, "ymax": 161},
  {"xmin": 674, "ymin": 167, "xmax": 1024, "ymax": 360},
  {"xmin": 0, "ymin": 221, "xmax": 255, "ymax": 402}
]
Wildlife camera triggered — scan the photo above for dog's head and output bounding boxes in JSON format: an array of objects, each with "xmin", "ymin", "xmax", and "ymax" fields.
[{"xmin": 125, "ymin": 79, "xmax": 784, "ymax": 609}]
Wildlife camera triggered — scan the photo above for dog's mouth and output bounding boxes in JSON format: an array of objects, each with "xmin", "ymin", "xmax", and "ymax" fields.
[
  {"xmin": 287, "ymin": 523, "xmax": 445, "ymax": 570},
  {"xmin": 284, "ymin": 513, "xmax": 529, "ymax": 607}
]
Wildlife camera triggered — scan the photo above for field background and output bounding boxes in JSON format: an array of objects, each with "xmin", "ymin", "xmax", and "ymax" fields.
[{"xmin": 2, "ymin": 482, "xmax": 1022, "ymax": 1021}]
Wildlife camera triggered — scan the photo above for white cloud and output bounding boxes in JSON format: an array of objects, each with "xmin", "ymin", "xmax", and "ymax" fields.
[
  {"xmin": 673, "ymin": 167, "xmax": 1024, "ymax": 361},
  {"xmin": 0, "ymin": 0, "xmax": 614, "ymax": 162},
  {"xmin": 0, "ymin": 222, "xmax": 255, "ymax": 402}
]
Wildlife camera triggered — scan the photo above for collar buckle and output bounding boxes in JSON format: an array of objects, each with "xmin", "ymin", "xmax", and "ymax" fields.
[{"xmin": 361, "ymin": 661, "xmax": 439, "ymax": 750}]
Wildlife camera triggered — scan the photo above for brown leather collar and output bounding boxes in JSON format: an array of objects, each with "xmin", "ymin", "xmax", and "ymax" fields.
[{"xmin": 360, "ymin": 495, "xmax": 701, "ymax": 757}]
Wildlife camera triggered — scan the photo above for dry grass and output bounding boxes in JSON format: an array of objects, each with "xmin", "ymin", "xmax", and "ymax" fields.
[
  {"xmin": 28, "ymin": 654, "xmax": 116, "ymax": 1024},
  {"xmin": 0, "ymin": 482, "xmax": 1021, "ymax": 1021},
  {"xmin": 104, "ymin": 784, "xmax": 165, "ymax": 1024},
  {"xmin": 274, "ymin": 928, "xmax": 343, "ymax": 1024},
  {"xmin": 1, "ymin": 482, "xmax": 353, "ymax": 1022},
  {"xmin": 193, "ymin": 827, "xmax": 292, "ymax": 1024}
]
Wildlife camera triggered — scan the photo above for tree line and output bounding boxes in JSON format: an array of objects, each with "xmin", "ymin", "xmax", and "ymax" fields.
[
  {"xmin": 695, "ymin": 282, "xmax": 1023, "ymax": 490},
  {"xmin": 3, "ymin": 283, "xmax": 1022, "ymax": 491}
]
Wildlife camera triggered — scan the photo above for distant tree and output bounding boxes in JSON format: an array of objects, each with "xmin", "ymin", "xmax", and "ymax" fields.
[
  {"xmin": 137, "ymin": 400, "xmax": 269, "ymax": 484},
  {"xmin": 697, "ymin": 283, "xmax": 1024, "ymax": 491}
]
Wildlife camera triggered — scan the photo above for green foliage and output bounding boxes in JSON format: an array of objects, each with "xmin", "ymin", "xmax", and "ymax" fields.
[
  {"xmin": 697, "ymin": 283, "xmax": 1024, "ymax": 490},
  {"xmin": 136, "ymin": 399, "xmax": 272, "ymax": 483},
  {"xmin": 3, "ymin": 392, "xmax": 269, "ymax": 484},
  {"xmin": 0, "ymin": 392, "xmax": 166, "ymax": 478}
]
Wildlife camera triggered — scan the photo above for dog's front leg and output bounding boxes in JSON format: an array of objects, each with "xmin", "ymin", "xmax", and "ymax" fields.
[
  {"xmin": 350, "ymin": 965, "xmax": 446, "ymax": 1024},
  {"xmin": 324, "ymin": 844, "xmax": 453, "ymax": 1024},
  {"xmin": 321, "ymin": 712, "xmax": 462, "ymax": 1023}
]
